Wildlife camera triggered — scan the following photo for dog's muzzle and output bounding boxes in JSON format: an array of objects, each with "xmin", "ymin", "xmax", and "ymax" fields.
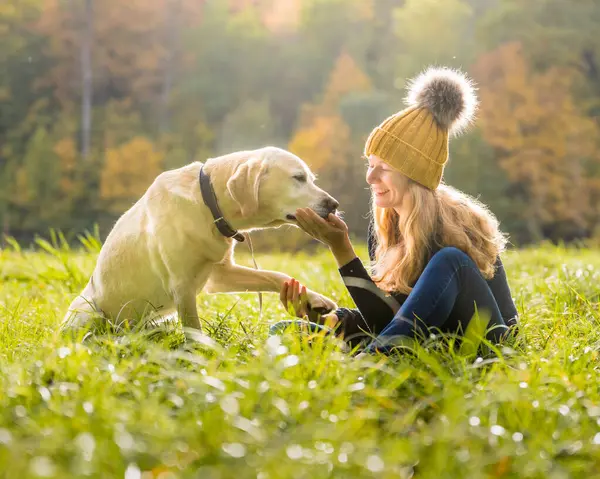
[
  {"xmin": 285, "ymin": 197, "xmax": 339, "ymax": 222},
  {"xmin": 317, "ymin": 197, "xmax": 339, "ymax": 218}
]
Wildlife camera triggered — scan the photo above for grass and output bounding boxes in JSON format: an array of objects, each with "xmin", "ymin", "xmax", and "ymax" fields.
[{"xmin": 1, "ymin": 235, "xmax": 600, "ymax": 478}]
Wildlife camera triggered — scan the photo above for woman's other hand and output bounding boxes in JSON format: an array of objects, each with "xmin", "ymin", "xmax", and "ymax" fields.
[
  {"xmin": 295, "ymin": 208, "xmax": 358, "ymax": 268},
  {"xmin": 295, "ymin": 208, "xmax": 349, "ymax": 249}
]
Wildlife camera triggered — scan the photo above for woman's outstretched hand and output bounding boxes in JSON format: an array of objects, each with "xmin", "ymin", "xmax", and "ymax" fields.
[
  {"xmin": 295, "ymin": 208, "xmax": 349, "ymax": 249},
  {"xmin": 279, "ymin": 278, "xmax": 339, "ymax": 327},
  {"xmin": 280, "ymin": 278, "xmax": 309, "ymax": 318}
]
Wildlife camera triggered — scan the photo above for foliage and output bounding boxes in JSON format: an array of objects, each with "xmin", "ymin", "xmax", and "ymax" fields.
[
  {"xmin": 3, "ymin": 0, "xmax": 600, "ymax": 246},
  {"xmin": 473, "ymin": 42, "xmax": 600, "ymax": 242},
  {"xmin": 100, "ymin": 137, "xmax": 164, "ymax": 214}
]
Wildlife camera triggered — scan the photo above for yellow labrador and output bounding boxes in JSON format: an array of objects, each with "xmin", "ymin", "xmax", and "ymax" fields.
[{"xmin": 62, "ymin": 146, "xmax": 339, "ymax": 333}]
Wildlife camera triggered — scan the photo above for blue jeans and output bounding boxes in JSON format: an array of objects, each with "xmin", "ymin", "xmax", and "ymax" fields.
[{"xmin": 364, "ymin": 247, "xmax": 510, "ymax": 353}]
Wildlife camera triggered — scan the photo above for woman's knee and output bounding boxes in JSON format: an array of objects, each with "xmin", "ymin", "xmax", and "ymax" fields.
[{"xmin": 431, "ymin": 247, "xmax": 474, "ymax": 268}]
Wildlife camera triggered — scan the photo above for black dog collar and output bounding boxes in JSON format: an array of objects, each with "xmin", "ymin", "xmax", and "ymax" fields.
[{"xmin": 199, "ymin": 165, "xmax": 245, "ymax": 243}]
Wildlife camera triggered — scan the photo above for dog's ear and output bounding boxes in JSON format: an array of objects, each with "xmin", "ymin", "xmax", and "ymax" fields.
[{"xmin": 226, "ymin": 156, "xmax": 267, "ymax": 217}]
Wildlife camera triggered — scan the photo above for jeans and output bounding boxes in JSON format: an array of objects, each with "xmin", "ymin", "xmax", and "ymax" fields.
[{"xmin": 364, "ymin": 247, "xmax": 510, "ymax": 353}]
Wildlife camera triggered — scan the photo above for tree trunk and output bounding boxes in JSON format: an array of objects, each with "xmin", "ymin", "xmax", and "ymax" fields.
[
  {"xmin": 1, "ymin": 210, "xmax": 8, "ymax": 247},
  {"xmin": 160, "ymin": 0, "xmax": 181, "ymax": 134},
  {"xmin": 81, "ymin": 0, "xmax": 93, "ymax": 160}
]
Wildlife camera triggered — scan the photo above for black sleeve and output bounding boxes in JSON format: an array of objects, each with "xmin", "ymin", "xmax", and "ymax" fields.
[
  {"xmin": 333, "ymin": 221, "xmax": 407, "ymax": 341},
  {"xmin": 487, "ymin": 256, "xmax": 519, "ymax": 326}
]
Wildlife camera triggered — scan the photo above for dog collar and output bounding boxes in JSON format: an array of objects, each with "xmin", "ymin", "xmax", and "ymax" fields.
[{"xmin": 199, "ymin": 165, "xmax": 245, "ymax": 243}]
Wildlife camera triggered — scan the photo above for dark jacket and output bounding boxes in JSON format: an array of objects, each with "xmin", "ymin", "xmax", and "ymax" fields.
[{"xmin": 334, "ymin": 223, "xmax": 519, "ymax": 343}]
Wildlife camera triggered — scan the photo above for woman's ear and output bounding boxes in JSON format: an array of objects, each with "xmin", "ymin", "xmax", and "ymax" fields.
[{"xmin": 226, "ymin": 157, "xmax": 267, "ymax": 217}]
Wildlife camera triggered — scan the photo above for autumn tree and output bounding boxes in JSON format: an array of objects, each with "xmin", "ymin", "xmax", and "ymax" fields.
[
  {"xmin": 100, "ymin": 137, "xmax": 163, "ymax": 214},
  {"xmin": 478, "ymin": 0, "xmax": 600, "ymax": 116},
  {"xmin": 289, "ymin": 52, "xmax": 373, "ymax": 236},
  {"xmin": 473, "ymin": 42, "xmax": 600, "ymax": 242},
  {"xmin": 394, "ymin": 0, "xmax": 475, "ymax": 81}
]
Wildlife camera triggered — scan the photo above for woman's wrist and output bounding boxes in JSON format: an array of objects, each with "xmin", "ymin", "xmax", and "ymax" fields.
[{"xmin": 329, "ymin": 237, "xmax": 357, "ymax": 268}]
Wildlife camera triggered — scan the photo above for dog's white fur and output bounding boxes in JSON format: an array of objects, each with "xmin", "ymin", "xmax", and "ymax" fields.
[{"xmin": 62, "ymin": 147, "xmax": 338, "ymax": 332}]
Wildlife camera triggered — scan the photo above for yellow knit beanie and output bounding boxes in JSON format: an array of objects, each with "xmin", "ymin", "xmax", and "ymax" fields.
[{"xmin": 364, "ymin": 67, "xmax": 478, "ymax": 190}]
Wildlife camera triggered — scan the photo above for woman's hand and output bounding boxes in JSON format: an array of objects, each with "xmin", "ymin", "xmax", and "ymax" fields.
[
  {"xmin": 295, "ymin": 208, "xmax": 358, "ymax": 268},
  {"xmin": 280, "ymin": 278, "xmax": 309, "ymax": 319},
  {"xmin": 279, "ymin": 278, "xmax": 339, "ymax": 327},
  {"xmin": 295, "ymin": 208, "xmax": 349, "ymax": 249}
]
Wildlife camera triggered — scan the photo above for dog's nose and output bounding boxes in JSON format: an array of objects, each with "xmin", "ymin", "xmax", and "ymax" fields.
[{"xmin": 323, "ymin": 197, "xmax": 339, "ymax": 213}]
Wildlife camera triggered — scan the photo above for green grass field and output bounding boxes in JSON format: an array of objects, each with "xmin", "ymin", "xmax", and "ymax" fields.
[{"xmin": 1, "ymin": 236, "xmax": 600, "ymax": 478}]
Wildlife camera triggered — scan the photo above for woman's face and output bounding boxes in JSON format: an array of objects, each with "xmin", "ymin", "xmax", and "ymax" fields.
[{"xmin": 365, "ymin": 154, "xmax": 407, "ymax": 209}]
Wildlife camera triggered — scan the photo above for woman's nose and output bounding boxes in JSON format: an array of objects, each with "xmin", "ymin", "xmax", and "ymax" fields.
[{"xmin": 366, "ymin": 168, "xmax": 378, "ymax": 184}]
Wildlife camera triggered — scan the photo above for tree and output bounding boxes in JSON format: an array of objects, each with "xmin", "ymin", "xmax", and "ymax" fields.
[
  {"xmin": 478, "ymin": 0, "xmax": 600, "ymax": 115},
  {"xmin": 216, "ymin": 98, "xmax": 280, "ymax": 155},
  {"xmin": 0, "ymin": 0, "xmax": 46, "ymax": 237},
  {"xmin": 80, "ymin": 0, "xmax": 93, "ymax": 160},
  {"xmin": 322, "ymin": 52, "xmax": 372, "ymax": 109},
  {"xmin": 100, "ymin": 137, "xmax": 163, "ymax": 214},
  {"xmin": 288, "ymin": 51, "xmax": 374, "ymax": 235},
  {"xmin": 444, "ymin": 128, "xmax": 528, "ymax": 245},
  {"xmin": 473, "ymin": 42, "xmax": 600, "ymax": 241},
  {"xmin": 159, "ymin": 0, "xmax": 182, "ymax": 134},
  {"xmin": 261, "ymin": 0, "xmax": 302, "ymax": 33},
  {"xmin": 393, "ymin": 0, "xmax": 475, "ymax": 81},
  {"xmin": 290, "ymin": 52, "xmax": 371, "ymax": 170}
]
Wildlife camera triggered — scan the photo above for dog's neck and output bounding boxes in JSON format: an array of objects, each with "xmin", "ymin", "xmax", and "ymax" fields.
[
  {"xmin": 200, "ymin": 161, "xmax": 265, "ymax": 235},
  {"xmin": 199, "ymin": 165, "xmax": 245, "ymax": 242}
]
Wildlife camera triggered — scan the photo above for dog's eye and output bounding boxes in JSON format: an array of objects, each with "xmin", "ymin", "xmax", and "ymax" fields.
[{"xmin": 293, "ymin": 174, "xmax": 307, "ymax": 183}]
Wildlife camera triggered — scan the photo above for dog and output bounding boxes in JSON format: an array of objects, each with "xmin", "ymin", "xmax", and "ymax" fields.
[{"xmin": 62, "ymin": 146, "xmax": 339, "ymax": 334}]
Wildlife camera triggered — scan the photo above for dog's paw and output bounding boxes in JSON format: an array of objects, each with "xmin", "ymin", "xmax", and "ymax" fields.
[{"xmin": 306, "ymin": 290, "xmax": 337, "ymax": 315}]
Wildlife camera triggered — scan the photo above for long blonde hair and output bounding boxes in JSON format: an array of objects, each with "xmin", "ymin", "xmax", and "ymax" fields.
[{"xmin": 371, "ymin": 177, "xmax": 507, "ymax": 294}]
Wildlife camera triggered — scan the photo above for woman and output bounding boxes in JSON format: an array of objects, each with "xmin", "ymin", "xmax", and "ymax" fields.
[{"xmin": 274, "ymin": 66, "xmax": 519, "ymax": 354}]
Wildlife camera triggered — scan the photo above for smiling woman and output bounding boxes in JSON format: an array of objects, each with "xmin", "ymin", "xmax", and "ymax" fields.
[
  {"xmin": 365, "ymin": 155, "xmax": 411, "ymax": 209},
  {"xmin": 272, "ymin": 66, "xmax": 520, "ymax": 354}
]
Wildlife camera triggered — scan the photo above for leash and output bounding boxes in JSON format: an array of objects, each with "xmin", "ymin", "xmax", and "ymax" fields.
[{"xmin": 244, "ymin": 232, "xmax": 263, "ymax": 320}]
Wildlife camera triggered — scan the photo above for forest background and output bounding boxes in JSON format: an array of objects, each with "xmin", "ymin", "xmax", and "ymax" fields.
[{"xmin": 2, "ymin": 0, "xmax": 600, "ymax": 250}]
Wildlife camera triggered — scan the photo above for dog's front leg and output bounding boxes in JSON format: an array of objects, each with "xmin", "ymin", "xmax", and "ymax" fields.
[
  {"xmin": 205, "ymin": 263, "xmax": 289, "ymax": 294},
  {"xmin": 175, "ymin": 291, "xmax": 202, "ymax": 330},
  {"xmin": 205, "ymin": 264, "xmax": 338, "ymax": 312}
]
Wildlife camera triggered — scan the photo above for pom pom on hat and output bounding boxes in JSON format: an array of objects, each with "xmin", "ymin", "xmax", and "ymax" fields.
[
  {"xmin": 364, "ymin": 65, "xmax": 479, "ymax": 190},
  {"xmin": 405, "ymin": 66, "xmax": 478, "ymax": 136}
]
